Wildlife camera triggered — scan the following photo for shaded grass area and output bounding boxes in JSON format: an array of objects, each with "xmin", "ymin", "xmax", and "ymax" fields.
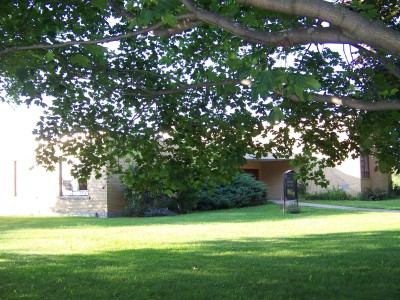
[
  {"xmin": 302, "ymin": 199, "xmax": 400, "ymax": 210},
  {"xmin": 1, "ymin": 204, "xmax": 399, "ymax": 299}
]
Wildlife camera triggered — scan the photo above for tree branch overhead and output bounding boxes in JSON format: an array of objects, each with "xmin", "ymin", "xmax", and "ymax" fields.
[
  {"xmin": 237, "ymin": 0, "xmax": 400, "ymax": 55},
  {"xmin": 1, "ymin": 0, "xmax": 400, "ymax": 190}
]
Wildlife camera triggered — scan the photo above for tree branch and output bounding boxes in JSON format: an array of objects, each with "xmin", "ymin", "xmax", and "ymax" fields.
[
  {"xmin": 126, "ymin": 79, "xmax": 244, "ymax": 97},
  {"xmin": 0, "ymin": 24, "xmax": 161, "ymax": 56},
  {"xmin": 287, "ymin": 93, "xmax": 400, "ymax": 111},
  {"xmin": 354, "ymin": 45, "xmax": 400, "ymax": 80},
  {"xmin": 237, "ymin": 0, "xmax": 400, "ymax": 56},
  {"xmin": 152, "ymin": 13, "xmax": 203, "ymax": 38},
  {"xmin": 124, "ymin": 74, "xmax": 400, "ymax": 111},
  {"xmin": 181, "ymin": 0, "xmax": 354, "ymax": 47},
  {"xmin": 154, "ymin": 18, "xmax": 203, "ymax": 38},
  {"xmin": 107, "ymin": 0, "xmax": 135, "ymax": 20},
  {"xmin": 3, "ymin": 0, "xmax": 398, "ymax": 57},
  {"xmin": 0, "ymin": 12, "xmax": 199, "ymax": 56}
]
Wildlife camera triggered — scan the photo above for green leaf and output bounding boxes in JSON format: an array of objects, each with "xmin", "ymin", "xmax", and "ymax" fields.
[
  {"xmin": 161, "ymin": 13, "xmax": 177, "ymax": 26},
  {"xmin": 268, "ymin": 106, "xmax": 284, "ymax": 124},
  {"xmin": 128, "ymin": 19, "xmax": 137, "ymax": 30},
  {"xmin": 287, "ymin": 73, "xmax": 307, "ymax": 87},
  {"xmin": 258, "ymin": 71, "xmax": 275, "ymax": 90},
  {"xmin": 140, "ymin": 10, "xmax": 155, "ymax": 25},
  {"xmin": 378, "ymin": 161, "xmax": 388, "ymax": 173},
  {"xmin": 237, "ymin": 66, "xmax": 252, "ymax": 80},
  {"xmin": 164, "ymin": 189, "xmax": 174, "ymax": 196},
  {"xmin": 389, "ymin": 88, "xmax": 399, "ymax": 96},
  {"xmin": 306, "ymin": 78, "xmax": 321, "ymax": 91},
  {"xmin": 83, "ymin": 44, "xmax": 106, "ymax": 56},
  {"xmin": 15, "ymin": 68, "xmax": 29, "ymax": 81},
  {"xmin": 91, "ymin": 0, "xmax": 108, "ymax": 10},
  {"xmin": 256, "ymin": 69, "xmax": 284, "ymax": 98},
  {"xmin": 23, "ymin": 82, "xmax": 36, "ymax": 97},
  {"xmin": 70, "ymin": 55, "xmax": 91, "ymax": 67},
  {"xmin": 45, "ymin": 52, "xmax": 55, "ymax": 62},
  {"xmin": 294, "ymin": 85, "xmax": 305, "ymax": 101},
  {"xmin": 159, "ymin": 55, "xmax": 172, "ymax": 64},
  {"xmin": 251, "ymin": 86, "xmax": 260, "ymax": 102}
]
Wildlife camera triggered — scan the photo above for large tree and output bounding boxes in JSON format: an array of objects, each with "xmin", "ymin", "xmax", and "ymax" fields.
[{"xmin": 1, "ymin": 0, "xmax": 399, "ymax": 192}]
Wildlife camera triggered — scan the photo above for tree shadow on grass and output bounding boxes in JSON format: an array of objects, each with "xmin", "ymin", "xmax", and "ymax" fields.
[
  {"xmin": 0, "ymin": 203, "xmax": 366, "ymax": 231},
  {"xmin": 1, "ymin": 230, "xmax": 399, "ymax": 300}
]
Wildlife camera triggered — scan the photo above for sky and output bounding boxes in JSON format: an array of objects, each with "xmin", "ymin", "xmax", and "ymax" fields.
[{"xmin": 0, "ymin": 102, "xmax": 43, "ymax": 160}]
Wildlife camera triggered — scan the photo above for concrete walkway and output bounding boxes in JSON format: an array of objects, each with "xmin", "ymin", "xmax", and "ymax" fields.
[{"xmin": 271, "ymin": 200, "xmax": 400, "ymax": 213}]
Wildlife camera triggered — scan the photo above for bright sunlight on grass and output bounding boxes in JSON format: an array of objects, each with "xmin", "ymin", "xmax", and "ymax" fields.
[{"xmin": 1, "ymin": 204, "xmax": 399, "ymax": 299}]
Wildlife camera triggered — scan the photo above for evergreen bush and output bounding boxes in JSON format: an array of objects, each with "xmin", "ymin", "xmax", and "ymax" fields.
[
  {"xmin": 195, "ymin": 173, "xmax": 268, "ymax": 210},
  {"xmin": 124, "ymin": 173, "xmax": 269, "ymax": 215}
]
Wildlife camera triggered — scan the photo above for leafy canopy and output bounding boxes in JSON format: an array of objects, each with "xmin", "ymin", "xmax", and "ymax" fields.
[{"xmin": 1, "ymin": 0, "xmax": 399, "ymax": 192}]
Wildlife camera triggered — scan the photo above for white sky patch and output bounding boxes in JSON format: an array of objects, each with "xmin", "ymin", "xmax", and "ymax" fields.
[
  {"xmin": 105, "ymin": 40, "xmax": 120, "ymax": 51},
  {"xmin": 0, "ymin": 102, "xmax": 43, "ymax": 160}
]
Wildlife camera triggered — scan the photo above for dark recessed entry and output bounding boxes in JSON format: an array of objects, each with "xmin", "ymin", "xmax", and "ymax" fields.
[{"xmin": 242, "ymin": 168, "xmax": 259, "ymax": 180}]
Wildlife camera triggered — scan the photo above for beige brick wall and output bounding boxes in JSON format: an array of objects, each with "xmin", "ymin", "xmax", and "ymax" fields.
[
  {"xmin": 361, "ymin": 156, "xmax": 391, "ymax": 193},
  {"xmin": 54, "ymin": 175, "xmax": 128, "ymax": 217},
  {"xmin": 242, "ymin": 160, "xmax": 295, "ymax": 199},
  {"xmin": 304, "ymin": 155, "xmax": 390, "ymax": 196},
  {"xmin": 0, "ymin": 158, "xmax": 121, "ymax": 217},
  {"xmin": 242, "ymin": 156, "xmax": 390, "ymax": 199},
  {"xmin": 306, "ymin": 156, "xmax": 362, "ymax": 195},
  {"xmin": 52, "ymin": 177, "xmax": 108, "ymax": 216},
  {"xmin": 107, "ymin": 176, "xmax": 127, "ymax": 212}
]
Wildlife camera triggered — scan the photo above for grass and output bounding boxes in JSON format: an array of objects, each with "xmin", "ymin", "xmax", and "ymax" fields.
[
  {"xmin": 1, "ymin": 204, "xmax": 399, "ymax": 299},
  {"xmin": 302, "ymin": 198, "xmax": 400, "ymax": 210}
]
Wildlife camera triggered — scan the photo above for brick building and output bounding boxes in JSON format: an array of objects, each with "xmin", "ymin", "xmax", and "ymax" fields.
[
  {"xmin": 0, "ymin": 153, "xmax": 391, "ymax": 216},
  {"xmin": 242, "ymin": 154, "xmax": 391, "ymax": 199},
  {"xmin": 0, "ymin": 158, "xmax": 127, "ymax": 217}
]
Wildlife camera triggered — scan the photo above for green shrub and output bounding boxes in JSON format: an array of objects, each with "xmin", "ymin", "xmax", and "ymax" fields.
[
  {"xmin": 361, "ymin": 188, "xmax": 388, "ymax": 201},
  {"xmin": 124, "ymin": 173, "xmax": 268, "ymax": 215},
  {"xmin": 303, "ymin": 188, "xmax": 353, "ymax": 201},
  {"xmin": 390, "ymin": 185, "xmax": 400, "ymax": 197},
  {"xmin": 297, "ymin": 181, "xmax": 308, "ymax": 196},
  {"xmin": 167, "ymin": 190, "xmax": 199, "ymax": 213},
  {"xmin": 195, "ymin": 173, "xmax": 268, "ymax": 210},
  {"xmin": 123, "ymin": 189, "xmax": 176, "ymax": 217}
]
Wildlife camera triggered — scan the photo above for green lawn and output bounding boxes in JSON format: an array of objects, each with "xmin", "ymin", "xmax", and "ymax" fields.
[
  {"xmin": 1, "ymin": 204, "xmax": 399, "ymax": 299},
  {"xmin": 302, "ymin": 199, "xmax": 400, "ymax": 210}
]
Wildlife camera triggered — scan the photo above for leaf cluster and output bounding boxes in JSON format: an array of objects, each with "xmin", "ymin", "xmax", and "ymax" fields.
[{"xmin": 0, "ymin": 0, "xmax": 399, "ymax": 194}]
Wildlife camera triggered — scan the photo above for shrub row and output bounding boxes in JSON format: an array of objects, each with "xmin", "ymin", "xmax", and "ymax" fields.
[
  {"xmin": 360, "ymin": 188, "xmax": 388, "ymax": 201},
  {"xmin": 303, "ymin": 187, "xmax": 393, "ymax": 201},
  {"xmin": 303, "ymin": 188, "xmax": 353, "ymax": 201},
  {"xmin": 196, "ymin": 173, "xmax": 268, "ymax": 210},
  {"xmin": 123, "ymin": 173, "xmax": 269, "ymax": 216}
]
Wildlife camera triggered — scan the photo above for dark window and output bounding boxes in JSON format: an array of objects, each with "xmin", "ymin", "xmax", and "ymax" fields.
[
  {"xmin": 360, "ymin": 156, "xmax": 370, "ymax": 179},
  {"xmin": 78, "ymin": 178, "xmax": 88, "ymax": 191},
  {"xmin": 58, "ymin": 161, "xmax": 89, "ymax": 197}
]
